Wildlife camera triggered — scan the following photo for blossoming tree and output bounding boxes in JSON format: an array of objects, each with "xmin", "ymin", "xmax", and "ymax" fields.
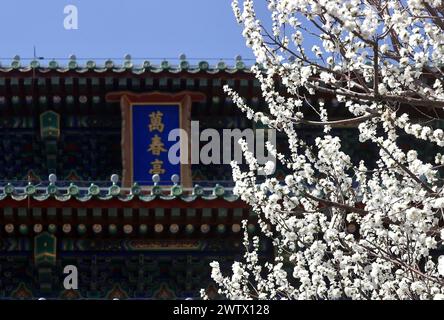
[{"xmin": 205, "ymin": 0, "xmax": 444, "ymax": 299}]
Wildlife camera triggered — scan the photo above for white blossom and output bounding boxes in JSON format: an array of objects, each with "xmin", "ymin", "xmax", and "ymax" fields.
[{"xmin": 207, "ymin": 0, "xmax": 444, "ymax": 300}]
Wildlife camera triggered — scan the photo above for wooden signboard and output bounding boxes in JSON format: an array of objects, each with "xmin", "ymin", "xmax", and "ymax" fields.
[{"xmin": 106, "ymin": 91, "xmax": 205, "ymax": 188}]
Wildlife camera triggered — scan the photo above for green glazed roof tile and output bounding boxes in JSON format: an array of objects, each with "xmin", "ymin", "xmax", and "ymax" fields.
[
  {"xmin": 0, "ymin": 181, "xmax": 243, "ymax": 204},
  {"xmin": 0, "ymin": 58, "xmax": 252, "ymax": 75}
]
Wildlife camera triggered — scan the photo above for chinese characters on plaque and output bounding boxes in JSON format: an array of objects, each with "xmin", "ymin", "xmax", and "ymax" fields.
[
  {"xmin": 132, "ymin": 104, "xmax": 181, "ymax": 185},
  {"xmin": 147, "ymin": 111, "xmax": 167, "ymax": 174}
]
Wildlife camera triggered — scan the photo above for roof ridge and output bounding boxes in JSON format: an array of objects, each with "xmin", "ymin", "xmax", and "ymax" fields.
[{"xmin": 0, "ymin": 56, "xmax": 253, "ymax": 74}]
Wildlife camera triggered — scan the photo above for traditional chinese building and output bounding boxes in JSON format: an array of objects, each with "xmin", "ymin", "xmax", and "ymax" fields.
[
  {"xmin": 0, "ymin": 55, "xmax": 274, "ymax": 299},
  {"xmin": 0, "ymin": 55, "xmax": 439, "ymax": 299}
]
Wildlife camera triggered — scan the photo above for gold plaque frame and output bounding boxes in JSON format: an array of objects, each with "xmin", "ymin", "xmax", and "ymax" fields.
[{"xmin": 106, "ymin": 91, "xmax": 206, "ymax": 188}]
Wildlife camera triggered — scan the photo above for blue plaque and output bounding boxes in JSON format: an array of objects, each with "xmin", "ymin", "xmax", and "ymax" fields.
[{"xmin": 132, "ymin": 104, "xmax": 180, "ymax": 186}]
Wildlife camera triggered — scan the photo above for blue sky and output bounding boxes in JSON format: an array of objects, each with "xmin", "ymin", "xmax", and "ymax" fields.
[{"xmin": 0, "ymin": 0, "xmax": 269, "ymax": 65}]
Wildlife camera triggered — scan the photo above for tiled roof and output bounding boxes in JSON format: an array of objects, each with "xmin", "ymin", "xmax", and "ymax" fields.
[
  {"xmin": 0, "ymin": 55, "xmax": 252, "ymax": 75},
  {"xmin": 0, "ymin": 180, "xmax": 239, "ymax": 203}
]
